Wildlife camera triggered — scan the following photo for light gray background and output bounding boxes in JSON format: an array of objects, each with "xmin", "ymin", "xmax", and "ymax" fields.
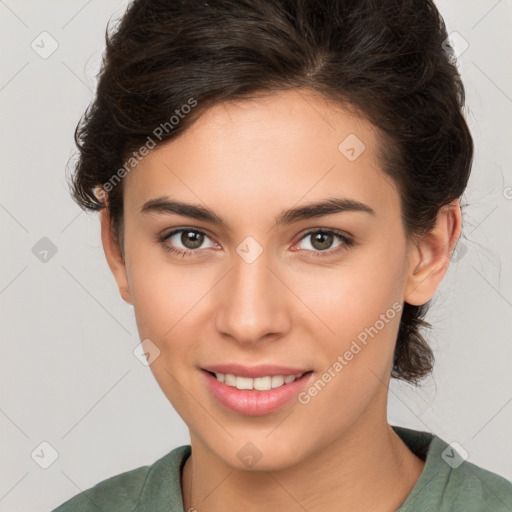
[{"xmin": 1, "ymin": 1, "xmax": 511, "ymax": 510}]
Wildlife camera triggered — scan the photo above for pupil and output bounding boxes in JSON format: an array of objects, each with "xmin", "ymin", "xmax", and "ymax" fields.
[
  {"xmin": 313, "ymin": 232, "xmax": 332, "ymax": 251},
  {"xmin": 183, "ymin": 231, "xmax": 203, "ymax": 249}
]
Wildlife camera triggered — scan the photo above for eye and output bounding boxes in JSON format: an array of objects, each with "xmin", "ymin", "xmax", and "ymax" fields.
[
  {"xmin": 159, "ymin": 228, "xmax": 217, "ymax": 257},
  {"xmin": 158, "ymin": 227, "xmax": 354, "ymax": 259},
  {"xmin": 295, "ymin": 229, "xmax": 354, "ymax": 258}
]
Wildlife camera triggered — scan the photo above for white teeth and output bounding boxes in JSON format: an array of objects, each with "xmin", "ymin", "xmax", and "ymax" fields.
[
  {"xmin": 271, "ymin": 375, "xmax": 284, "ymax": 388},
  {"xmin": 235, "ymin": 376, "xmax": 254, "ymax": 390},
  {"xmin": 225, "ymin": 373, "xmax": 236, "ymax": 386},
  {"xmin": 213, "ymin": 372, "xmax": 305, "ymax": 391}
]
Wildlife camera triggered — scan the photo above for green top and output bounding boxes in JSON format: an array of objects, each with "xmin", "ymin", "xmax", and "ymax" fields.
[{"xmin": 51, "ymin": 426, "xmax": 512, "ymax": 511}]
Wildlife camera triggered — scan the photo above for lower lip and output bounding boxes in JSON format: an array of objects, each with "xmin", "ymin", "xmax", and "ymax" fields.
[{"xmin": 201, "ymin": 370, "xmax": 314, "ymax": 416}]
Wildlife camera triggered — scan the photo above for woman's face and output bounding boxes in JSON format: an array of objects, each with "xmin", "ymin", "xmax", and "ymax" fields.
[{"xmin": 104, "ymin": 89, "xmax": 437, "ymax": 470}]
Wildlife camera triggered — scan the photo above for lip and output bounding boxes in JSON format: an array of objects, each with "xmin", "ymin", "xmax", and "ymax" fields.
[
  {"xmin": 201, "ymin": 363, "xmax": 311, "ymax": 379},
  {"xmin": 201, "ymin": 369, "xmax": 314, "ymax": 416}
]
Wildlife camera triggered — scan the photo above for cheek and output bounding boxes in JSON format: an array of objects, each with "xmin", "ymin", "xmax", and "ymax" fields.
[
  {"xmin": 124, "ymin": 231, "xmax": 202, "ymax": 336},
  {"xmin": 126, "ymin": 252, "xmax": 207, "ymax": 410},
  {"xmin": 294, "ymin": 269, "xmax": 402, "ymax": 381},
  {"xmin": 289, "ymin": 237, "xmax": 407, "ymax": 398},
  {"xmin": 296, "ymin": 244, "xmax": 405, "ymax": 339},
  {"xmin": 290, "ymin": 263, "xmax": 404, "ymax": 439}
]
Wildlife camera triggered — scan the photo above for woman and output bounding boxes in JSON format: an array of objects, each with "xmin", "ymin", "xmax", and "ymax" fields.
[{"xmin": 52, "ymin": 0, "xmax": 512, "ymax": 510}]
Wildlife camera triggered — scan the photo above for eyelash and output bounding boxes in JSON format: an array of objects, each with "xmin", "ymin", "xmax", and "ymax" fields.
[{"xmin": 157, "ymin": 227, "xmax": 354, "ymax": 259}]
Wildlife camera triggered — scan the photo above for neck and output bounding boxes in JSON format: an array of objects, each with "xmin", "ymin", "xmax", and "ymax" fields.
[{"xmin": 181, "ymin": 405, "xmax": 425, "ymax": 512}]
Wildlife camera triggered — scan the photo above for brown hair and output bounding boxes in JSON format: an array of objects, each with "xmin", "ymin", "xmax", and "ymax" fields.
[{"xmin": 68, "ymin": 0, "xmax": 473, "ymax": 384}]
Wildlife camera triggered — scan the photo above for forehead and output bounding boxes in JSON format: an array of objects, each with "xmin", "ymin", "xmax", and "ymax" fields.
[{"xmin": 123, "ymin": 89, "xmax": 399, "ymax": 225}]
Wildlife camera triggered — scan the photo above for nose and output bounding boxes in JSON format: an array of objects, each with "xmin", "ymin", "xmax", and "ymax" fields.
[{"xmin": 214, "ymin": 248, "xmax": 291, "ymax": 346}]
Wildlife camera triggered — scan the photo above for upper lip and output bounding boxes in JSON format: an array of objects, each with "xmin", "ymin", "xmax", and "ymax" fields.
[{"xmin": 201, "ymin": 364, "xmax": 311, "ymax": 379}]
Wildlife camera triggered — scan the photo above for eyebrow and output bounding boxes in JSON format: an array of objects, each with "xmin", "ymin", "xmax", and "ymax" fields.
[{"xmin": 140, "ymin": 196, "xmax": 376, "ymax": 226}]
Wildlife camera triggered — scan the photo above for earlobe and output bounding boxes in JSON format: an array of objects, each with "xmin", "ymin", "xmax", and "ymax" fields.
[
  {"xmin": 404, "ymin": 200, "xmax": 461, "ymax": 306},
  {"xmin": 99, "ymin": 208, "xmax": 132, "ymax": 304}
]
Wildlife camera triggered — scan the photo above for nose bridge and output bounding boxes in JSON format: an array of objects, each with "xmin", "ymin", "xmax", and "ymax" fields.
[{"xmin": 214, "ymin": 241, "xmax": 290, "ymax": 344}]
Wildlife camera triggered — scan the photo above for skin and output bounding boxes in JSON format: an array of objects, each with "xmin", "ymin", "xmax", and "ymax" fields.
[{"xmin": 100, "ymin": 88, "xmax": 461, "ymax": 512}]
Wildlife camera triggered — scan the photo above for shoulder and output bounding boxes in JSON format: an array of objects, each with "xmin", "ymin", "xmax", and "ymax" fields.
[
  {"xmin": 393, "ymin": 426, "xmax": 512, "ymax": 512},
  {"xmin": 49, "ymin": 445, "xmax": 191, "ymax": 512},
  {"xmin": 50, "ymin": 465, "xmax": 150, "ymax": 512},
  {"xmin": 446, "ymin": 456, "xmax": 512, "ymax": 511}
]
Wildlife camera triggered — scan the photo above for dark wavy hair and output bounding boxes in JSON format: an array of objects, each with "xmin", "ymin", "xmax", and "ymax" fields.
[{"xmin": 68, "ymin": 0, "xmax": 473, "ymax": 384}]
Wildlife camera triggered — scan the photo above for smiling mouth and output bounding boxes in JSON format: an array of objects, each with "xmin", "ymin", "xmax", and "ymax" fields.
[{"xmin": 204, "ymin": 370, "xmax": 314, "ymax": 391}]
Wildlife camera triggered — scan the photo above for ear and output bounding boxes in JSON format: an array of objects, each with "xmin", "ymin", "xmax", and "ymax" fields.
[
  {"xmin": 99, "ymin": 208, "xmax": 132, "ymax": 304},
  {"xmin": 405, "ymin": 199, "xmax": 461, "ymax": 306}
]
